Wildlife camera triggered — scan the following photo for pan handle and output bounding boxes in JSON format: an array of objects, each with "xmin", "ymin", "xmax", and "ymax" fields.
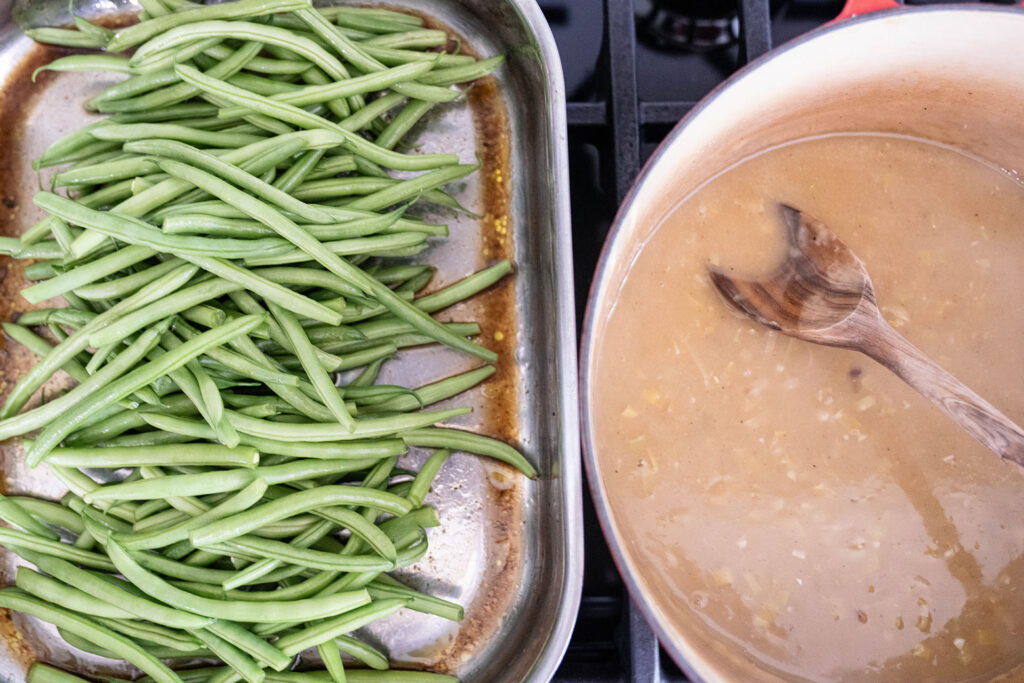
[
  {"xmin": 833, "ymin": 0, "xmax": 901, "ymax": 22},
  {"xmin": 835, "ymin": 0, "xmax": 1024, "ymax": 22}
]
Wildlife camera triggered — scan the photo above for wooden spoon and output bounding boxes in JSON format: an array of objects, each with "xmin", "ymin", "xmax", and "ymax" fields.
[{"xmin": 708, "ymin": 203, "xmax": 1024, "ymax": 468}]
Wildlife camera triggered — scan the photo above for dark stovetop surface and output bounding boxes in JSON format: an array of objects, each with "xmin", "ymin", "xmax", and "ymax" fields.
[{"xmin": 544, "ymin": 1, "xmax": 1017, "ymax": 681}]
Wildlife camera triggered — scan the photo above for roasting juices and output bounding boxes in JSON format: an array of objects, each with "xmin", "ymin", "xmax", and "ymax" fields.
[{"xmin": 591, "ymin": 134, "xmax": 1024, "ymax": 681}]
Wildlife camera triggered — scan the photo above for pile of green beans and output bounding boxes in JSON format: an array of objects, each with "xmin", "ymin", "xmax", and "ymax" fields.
[{"xmin": 2, "ymin": 2, "xmax": 529, "ymax": 682}]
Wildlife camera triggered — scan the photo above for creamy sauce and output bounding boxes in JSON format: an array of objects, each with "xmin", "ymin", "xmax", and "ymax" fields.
[{"xmin": 592, "ymin": 134, "xmax": 1024, "ymax": 681}]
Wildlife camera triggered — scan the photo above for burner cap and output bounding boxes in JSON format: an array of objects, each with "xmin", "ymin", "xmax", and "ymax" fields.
[{"xmin": 639, "ymin": 0, "xmax": 739, "ymax": 51}]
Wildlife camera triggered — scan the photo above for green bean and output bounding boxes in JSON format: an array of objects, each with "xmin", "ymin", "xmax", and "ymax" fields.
[
  {"xmin": 405, "ymin": 449, "xmax": 453, "ymax": 508},
  {"xmin": 418, "ymin": 260, "xmax": 514, "ymax": 314},
  {"xmin": 367, "ymin": 575, "xmax": 462, "ymax": 622},
  {"xmin": 0, "ymin": 526, "xmax": 118, "ymax": 567},
  {"xmin": 128, "ymin": 140, "xmax": 331, "ymax": 223},
  {"xmin": 107, "ymin": 538, "xmax": 371, "ymax": 623},
  {"xmin": 45, "ymin": 443, "xmax": 258, "ymax": 469},
  {"xmin": 273, "ymin": 598, "xmax": 408, "ymax": 657},
  {"xmin": 22, "ymin": 244, "xmax": 156, "ymax": 303},
  {"xmin": 228, "ymin": 72, "xmax": 303, "ymax": 96},
  {"xmin": 0, "ymin": 317, "xmax": 171, "ymax": 443},
  {"xmin": 402, "ymin": 427, "xmax": 535, "ymax": 478},
  {"xmin": 155, "ymin": 199, "xmax": 439, "ymax": 234},
  {"xmin": 340, "ymin": 673, "xmax": 455, "ymax": 683},
  {"xmin": 0, "ymin": 590, "xmax": 183, "ymax": 683},
  {"xmin": 203, "ymin": 45, "xmax": 312, "ymax": 76},
  {"xmin": 188, "ymin": 629, "xmax": 265, "ymax": 683},
  {"xmin": 419, "ymin": 54, "xmax": 505, "ymax": 86},
  {"xmin": 155, "ymin": 154, "xmax": 491, "ymax": 360},
  {"xmin": 205, "ymin": 619, "xmax": 291, "ymax": 672},
  {"xmin": 0, "ymin": 256, "xmax": 190, "ymax": 415},
  {"xmin": 137, "ymin": 22, "xmax": 348, "ymax": 81},
  {"xmin": 364, "ymin": 28, "xmax": 447, "ymax": 48},
  {"xmin": 161, "ymin": 331, "xmax": 239, "ymax": 447},
  {"xmin": 0, "ymin": 238, "xmax": 63, "ymax": 259},
  {"xmin": 50, "ymin": 468, "xmax": 137, "ymax": 523},
  {"xmin": 37, "ymin": 139, "xmax": 122, "ymax": 169},
  {"xmin": 225, "ymin": 407, "xmax": 469, "ymax": 443},
  {"xmin": 321, "ymin": 6, "xmax": 422, "ymax": 30},
  {"xmin": 36, "ymin": 121, "xmax": 108, "ymax": 169},
  {"xmin": 88, "ymin": 458, "xmax": 374, "ymax": 502},
  {"xmin": 22, "ymin": 547, "xmax": 214, "ymax": 628},
  {"xmin": 164, "ymin": 211, "xmax": 402, "ymax": 242},
  {"xmin": 15, "ymin": 565, "xmax": 141, "ymax": 619},
  {"xmin": 26, "ymin": 314, "xmax": 266, "ymax": 465},
  {"xmin": 7, "ymin": 497, "xmax": 85, "ymax": 535},
  {"xmin": 189, "ymin": 485, "xmax": 412, "ymax": 547},
  {"xmin": 177, "ymin": 255, "xmax": 344, "ymax": 328},
  {"xmin": 74, "ymin": 257, "xmax": 185, "ymax": 300},
  {"xmin": 214, "ymin": 535, "xmax": 393, "ymax": 572},
  {"xmin": 35, "ymin": 192, "xmax": 295, "ymax": 260},
  {"xmin": 16, "ymin": 307, "xmax": 95, "ymax": 328},
  {"xmin": 112, "ymin": 102, "xmax": 220, "ymax": 122},
  {"xmin": 375, "ymin": 99, "xmax": 434, "ymax": 150},
  {"xmin": 175, "ymin": 320, "xmax": 301, "ymax": 386},
  {"xmin": 58, "ymin": 625, "xmax": 212, "ymax": 661},
  {"xmin": 273, "ymin": 149, "xmax": 324, "ymax": 193},
  {"xmin": 136, "ymin": 0, "xmax": 171, "ymax": 17},
  {"xmin": 178, "ymin": 629, "xmax": 260, "ymax": 683},
  {"xmin": 73, "ymin": 255, "xmax": 181, "ymax": 299},
  {"xmin": 94, "ymin": 617, "xmax": 202, "ymax": 651},
  {"xmin": 222, "ymin": 307, "xmax": 339, "ymax": 414},
  {"xmin": 0, "ymin": 493, "xmax": 60, "ymax": 540},
  {"xmin": 272, "ymin": 303, "xmax": 354, "ymax": 429},
  {"xmin": 28, "ymin": 663, "xmax": 91, "ymax": 683},
  {"xmin": 222, "ymin": 521, "xmax": 336, "ymax": 590},
  {"xmin": 94, "ymin": 43, "xmax": 253, "ymax": 115},
  {"xmin": 318, "ymin": 641, "xmax": 346, "ymax": 683},
  {"xmin": 364, "ymin": 365, "xmax": 494, "ymax": 414},
  {"xmin": 181, "ymin": 304, "xmax": 226, "ymax": 329},
  {"xmin": 347, "ymin": 164, "xmax": 476, "ymax": 211},
  {"xmin": 294, "ymin": 9, "xmax": 452, "ymax": 105},
  {"xmin": 337, "ymin": 92, "xmax": 405, "ymax": 133},
  {"xmin": 89, "ymin": 123, "xmax": 263, "ymax": 148},
  {"xmin": 332, "ymin": 635, "xmax": 388, "ymax": 670},
  {"xmin": 65, "ymin": 392, "xmax": 197, "ymax": 446},
  {"xmin": 141, "ymin": 413, "xmax": 405, "ymax": 460},
  {"xmin": 87, "ymin": 69, "xmax": 182, "ymax": 110},
  {"xmin": 114, "ymin": 0, "xmax": 308, "ymax": 53},
  {"xmin": 176, "ymin": 65, "xmax": 458, "ymax": 171},
  {"xmin": 24, "ymin": 28, "xmax": 107, "ymax": 48},
  {"xmin": 304, "ymin": 154, "xmax": 360, "ymax": 180},
  {"xmin": 81, "ymin": 278, "xmax": 234, "ymax": 349},
  {"xmin": 23, "ymin": 261, "xmax": 57, "ymax": 280},
  {"xmin": 219, "ymin": 60, "xmax": 445, "ymax": 120},
  {"xmin": 364, "ymin": 46, "xmax": 474, "ymax": 69},
  {"xmin": 287, "ymin": 177, "xmax": 446, "ymax": 205},
  {"xmin": 131, "ymin": 548, "xmax": 238, "ymax": 584},
  {"xmin": 54, "ymin": 157, "xmax": 159, "ymax": 187}
]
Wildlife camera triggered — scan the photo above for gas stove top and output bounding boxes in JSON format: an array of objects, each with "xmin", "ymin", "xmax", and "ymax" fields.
[{"xmin": 545, "ymin": 1, "xmax": 1015, "ymax": 681}]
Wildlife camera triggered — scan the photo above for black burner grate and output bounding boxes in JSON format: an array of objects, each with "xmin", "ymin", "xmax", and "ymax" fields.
[{"xmin": 542, "ymin": 0, "xmax": 1015, "ymax": 680}]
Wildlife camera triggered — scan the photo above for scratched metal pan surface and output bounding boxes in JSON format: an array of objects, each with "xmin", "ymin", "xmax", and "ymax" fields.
[{"xmin": 0, "ymin": 0, "xmax": 582, "ymax": 680}]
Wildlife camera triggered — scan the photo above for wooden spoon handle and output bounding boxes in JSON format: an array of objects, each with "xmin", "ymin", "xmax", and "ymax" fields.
[{"xmin": 862, "ymin": 321, "xmax": 1024, "ymax": 467}]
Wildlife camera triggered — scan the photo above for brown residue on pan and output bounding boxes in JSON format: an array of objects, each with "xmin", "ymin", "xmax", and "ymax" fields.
[
  {"xmin": 0, "ymin": 41, "xmax": 67, "ymax": 321},
  {"xmin": 0, "ymin": 42, "xmax": 73, "ymax": 675},
  {"xmin": 384, "ymin": 7, "xmax": 527, "ymax": 675}
]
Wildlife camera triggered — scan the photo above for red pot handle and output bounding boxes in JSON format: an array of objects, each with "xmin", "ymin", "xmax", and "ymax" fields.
[
  {"xmin": 833, "ymin": 0, "xmax": 900, "ymax": 22},
  {"xmin": 835, "ymin": 0, "xmax": 1024, "ymax": 22}
]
